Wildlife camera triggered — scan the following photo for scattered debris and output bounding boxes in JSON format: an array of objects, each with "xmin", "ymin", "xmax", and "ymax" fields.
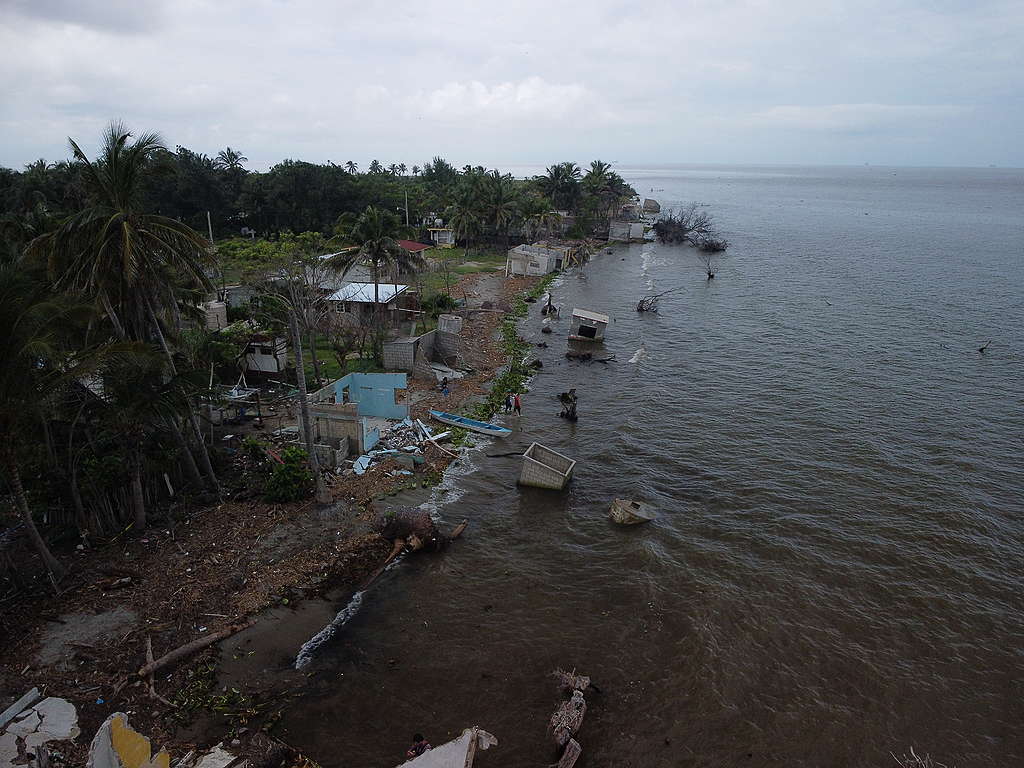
[
  {"xmin": 1, "ymin": 696, "xmax": 80, "ymax": 768},
  {"xmin": 548, "ymin": 670, "xmax": 592, "ymax": 768},
  {"xmin": 557, "ymin": 390, "xmax": 578, "ymax": 421}
]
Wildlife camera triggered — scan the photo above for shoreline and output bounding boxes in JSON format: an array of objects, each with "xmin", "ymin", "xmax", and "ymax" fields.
[{"xmin": 0, "ymin": 268, "xmax": 555, "ymax": 764}]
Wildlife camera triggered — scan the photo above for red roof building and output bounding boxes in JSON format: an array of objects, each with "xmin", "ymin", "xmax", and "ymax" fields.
[{"xmin": 398, "ymin": 240, "xmax": 433, "ymax": 253}]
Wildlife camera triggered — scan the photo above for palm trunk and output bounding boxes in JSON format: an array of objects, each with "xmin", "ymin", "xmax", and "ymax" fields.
[
  {"xmin": 0, "ymin": 442, "xmax": 66, "ymax": 580},
  {"xmin": 308, "ymin": 329, "xmax": 323, "ymax": 388},
  {"xmin": 144, "ymin": 297, "xmax": 219, "ymax": 493},
  {"xmin": 372, "ymin": 261, "xmax": 383, "ymax": 364},
  {"xmin": 129, "ymin": 445, "xmax": 146, "ymax": 530},
  {"xmin": 170, "ymin": 420, "xmax": 204, "ymax": 489},
  {"xmin": 289, "ymin": 311, "xmax": 329, "ymax": 503}
]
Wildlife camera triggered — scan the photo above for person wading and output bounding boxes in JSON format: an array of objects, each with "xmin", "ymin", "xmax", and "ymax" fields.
[{"xmin": 513, "ymin": 392, "xmax": 522, "ymax": 416}]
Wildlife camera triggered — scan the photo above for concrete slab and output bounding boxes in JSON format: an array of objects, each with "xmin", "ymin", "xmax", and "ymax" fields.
[
  {"xmin": 0, "ymin": 732, "xmax": 20, "ymax": 767},
  {"xmin": 192, "ymin": 744, "xmax": 239, "ymax": 768},
  {"xmin": 25, "ymin": 697, "xmax": 80, "ymax": 748}
]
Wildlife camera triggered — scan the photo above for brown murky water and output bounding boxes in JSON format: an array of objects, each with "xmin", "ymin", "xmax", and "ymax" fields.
[{"xmin": 241, "ymin": 166, "xmax": 1024, "ymax": 767}]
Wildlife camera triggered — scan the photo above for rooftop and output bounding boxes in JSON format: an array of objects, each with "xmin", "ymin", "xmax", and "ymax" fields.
[
  {"xmin": 329, "ymin": 283, "xmax": 408, "ymax": 304},
  {"xmin": 398, "ymin": 239, "xmax": 433, "ymax": 253}
]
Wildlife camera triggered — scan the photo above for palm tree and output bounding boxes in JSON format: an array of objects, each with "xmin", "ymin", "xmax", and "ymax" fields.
[
  {"xmin": 387, "ymin": 163, "xmax": 399, "ymax": 176},
  {"xmin": 412, "ymin": 165, "xmax": 420, "ymax": 176},
  {"xmin": 0, "ymin": 264, "xmax": 88, "ymax": 580},
  {"xmin": 483, "ymin": 171, "xmax": 519, "ymax": 249},
  {"xmin": 398, "ymin": 163, "xmax": 407, "ymax": 176},
  {"xmin": 345, "ymin": 160, "xmax": 359, "ymax": 174},
  {"xmin": 539, "ymin": 162, "xmax": 582, "ymax": 211},
  {"xmin": 28, "ymin": 121, "xmax": 219, "ymax": 492},
  {"xmin": 214, "ymin": 147, "xmax": 248, "ymax": 171},
  {"xmin": 329, "ymin": 207, "xmax": 425, "ymax": 359},
  {"xmin": 368, "ymin": 159, "xmax": 383, "ymax": 174}
]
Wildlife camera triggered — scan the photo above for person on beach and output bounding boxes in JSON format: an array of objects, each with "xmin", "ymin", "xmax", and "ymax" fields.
[
  {"xmin": 513, "ymin": 392, "xmax": 522, "ymax": 416},
  {"xmin": 407, "ymin": 733, "xmax": 431, "ymax": 758},
  {"xmin": 440, "ymin": 377, "xmax": 450, "ymax": 397},
  {"xmin": 504, "ymin": 392, "xmax": 513, "ymax": 413}
]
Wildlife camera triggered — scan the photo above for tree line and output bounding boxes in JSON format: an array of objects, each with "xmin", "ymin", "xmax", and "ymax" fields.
[{"xmin": 2, "ymin": 144, "xmax": 636, "ymax": 247}]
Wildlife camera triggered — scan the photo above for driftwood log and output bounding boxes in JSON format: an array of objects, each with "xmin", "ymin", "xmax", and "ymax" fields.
[
  {"xmin": 550, "ymin": 690, "xmax": 587, "ymax": 750},
  {"xmin": 137, "ymin": 620, "xmax": 254, "ymax": 678},
  {"xmin": 553, "ymin": 669, "xmax": 590, "ymax": 695},
  {"xmin": 554, "ymin": 738, "xmax": 582, "ymax": 768}
]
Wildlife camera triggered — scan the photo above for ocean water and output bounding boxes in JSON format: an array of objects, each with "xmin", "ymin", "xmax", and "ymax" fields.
[{"xmin": 276, "ymin": 165, "xmax": 1024, "ymax": 767}]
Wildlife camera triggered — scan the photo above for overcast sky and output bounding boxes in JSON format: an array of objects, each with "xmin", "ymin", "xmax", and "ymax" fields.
[{"xmin": 1, "ymin": 0, "xmax": 1021, "ymax": 170}]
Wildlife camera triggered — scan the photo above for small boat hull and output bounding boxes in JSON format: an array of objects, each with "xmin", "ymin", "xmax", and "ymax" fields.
[
  {"xmin": 429, "ymin": 410, "xmax": 512, "ymax": 437},
  {"xmin": 609, "ymin": 498, "xmax": 655, "ymax": 525}
]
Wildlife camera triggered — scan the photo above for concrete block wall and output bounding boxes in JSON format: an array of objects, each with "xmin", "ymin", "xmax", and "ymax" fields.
[
  {"xmin": 435, "ymin": 330, "xmax": 460, "ymax": 362},
  {"xmin": 383, "ymin": 331, "xmax": 436, "ymax": 373}
]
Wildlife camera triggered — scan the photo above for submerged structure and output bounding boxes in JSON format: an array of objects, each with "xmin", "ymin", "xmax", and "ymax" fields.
[
  {"xmin": 519, "ymin": 443, "xmax": 576, "ymax": 490},
  {"xmin": 568, "ymin": 308, "xmax": 609, "ymax": 341}
]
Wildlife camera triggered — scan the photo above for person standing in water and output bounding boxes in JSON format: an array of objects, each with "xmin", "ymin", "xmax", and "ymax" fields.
[{"xmin": 513, "ymin": 392, "xmax": 522, "ymax": 416}]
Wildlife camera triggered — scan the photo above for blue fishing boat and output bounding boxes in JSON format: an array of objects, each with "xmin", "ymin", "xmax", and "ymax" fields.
[{"xmin": 429, "ymin": 410, "xmax": 512, "ymax": 437}]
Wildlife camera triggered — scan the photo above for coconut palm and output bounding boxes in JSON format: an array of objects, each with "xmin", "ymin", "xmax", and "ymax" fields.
[
  {"xmin": 483, "ymin": 171, "xmax": 519, "ymax": 248},
  {"xmin": 28, "ymin": 121, "xmax": 219, "ymax": 490},
  {"xmin": 0, "ymin": 265, "xmax": 90, "ymax": 580},
  {"xmin": 412, "ymin": 165, "xmax": 420, "ymax": 176},
  {"xmin": 368, "ymin": 159, "xmax": 383, "ymax": 174},
  {"xmin": 330, "ymin": 205, "xmax": 424, "ymax": 305},
  {"xmin": 539, "ymin": 162, "xmax": 582, "ymax": 211},
  {"xmin": 345, "ymin": 160, "xmax": 359, "ymax": 174},
  {"xmin": 398, "ymin": 163, "xmax": 407, "ymax": 176},
  {"xmin": 329, "ymin": 207, "xmax": 425, "ymax": 361},
  {"xmin": 214, "ymin": 147, "xmax": 248, "ymax": 171}
]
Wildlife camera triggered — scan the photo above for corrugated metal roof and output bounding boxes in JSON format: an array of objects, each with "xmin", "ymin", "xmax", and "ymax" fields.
[
  {"xmin": 572, "ymin": 308, "xmax": 610, "ymax": 324},
  {"xmin": 329, "ymin": 283, "xmax": 408, "ymax": 304}
]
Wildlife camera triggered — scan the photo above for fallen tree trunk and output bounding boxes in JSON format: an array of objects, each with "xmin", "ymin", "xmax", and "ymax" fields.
[
  {"xmin": 137, "ymin": 620, "xmax": 255, "ymax": 678},
  {"xmin": 553, "ymin": 738, "xmax": 582, "ymax": 768},
  {"xmin": 550, "ymin": 690, "xmax": 587, "ymax": 750}
]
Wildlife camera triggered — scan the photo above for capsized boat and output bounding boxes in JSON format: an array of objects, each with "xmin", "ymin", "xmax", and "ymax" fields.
[
  {"xmin": 429, "ymin": 409, "xmax": 512, "ymax": 437},
  {"xmin": 609, "ymin": 498, "xmax": 656, "ymax": 525}
]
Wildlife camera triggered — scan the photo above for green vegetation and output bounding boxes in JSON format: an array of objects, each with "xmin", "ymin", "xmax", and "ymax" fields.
[
  {"xmin": 465, "ymin": 273, "xmax": 557, "ymax": 422},
  {"xmin": 263, "ymin": 446, "xmax": 315, "ymax": 502}
]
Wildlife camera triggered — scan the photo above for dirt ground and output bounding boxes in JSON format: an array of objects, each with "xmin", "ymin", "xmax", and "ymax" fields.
[{"xmin": 0, "ymin": 270, "xmax": 538, "ymax": 764}]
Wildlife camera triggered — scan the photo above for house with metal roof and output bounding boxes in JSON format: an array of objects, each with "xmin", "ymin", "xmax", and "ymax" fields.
[{"xmin": 328, "ymin": 282, "xmax": 409, "ymax": 326}]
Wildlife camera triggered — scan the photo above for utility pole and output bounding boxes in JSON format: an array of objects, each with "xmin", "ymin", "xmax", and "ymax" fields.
[{"xmin": 404, "ymin": 190, "xmax": 410, "ymax": 226}]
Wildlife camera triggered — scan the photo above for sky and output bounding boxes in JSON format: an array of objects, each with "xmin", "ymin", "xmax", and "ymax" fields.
[{"xmin": 1, "ymin": 0, "xmax": 1022, "ymax": 170}]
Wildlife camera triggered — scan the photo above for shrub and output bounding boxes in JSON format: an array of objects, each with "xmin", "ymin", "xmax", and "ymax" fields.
[{"xmin": 263, "ymin": 446, "xmax": 314, "ymax": 502}]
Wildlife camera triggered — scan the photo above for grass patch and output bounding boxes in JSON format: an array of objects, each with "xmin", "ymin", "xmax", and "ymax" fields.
[{"xmin": 464, "ymin": 273, "xmax": 557, "ymax": 422}]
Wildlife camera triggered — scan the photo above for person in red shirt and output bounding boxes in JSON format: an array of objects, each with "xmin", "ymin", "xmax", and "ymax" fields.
[{"xmin": 513, "ymin": 392, "xmax": 522, "ymax": 415}]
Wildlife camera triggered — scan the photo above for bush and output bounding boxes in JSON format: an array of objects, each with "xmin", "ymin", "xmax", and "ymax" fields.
[
  {"xmin": 421, "ymin": 293, "xmax": 459, "ymax": 318},
  {"xmin": 263, "ymin": 445, "xmax": 314, "ymax": 502}
]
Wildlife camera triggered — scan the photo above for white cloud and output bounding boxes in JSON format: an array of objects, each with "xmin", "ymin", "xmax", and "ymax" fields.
[
  {"xmin": 750, "ymin": 103, "xmax": 973, "ymax": 134},
  {"xmin": 414, "ymin": 78, "xmax": 598, "ymax": 121}
]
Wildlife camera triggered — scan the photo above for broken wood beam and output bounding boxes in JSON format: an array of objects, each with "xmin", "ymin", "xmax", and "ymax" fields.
[
  {"xmin": 550, "ymin": 690, "xmax": 587, "ymax": 749},
  {"xmin": 554, "ymin": 738, "xmax": 582, "ymax": 768},
  {"xmin": 137, "ymin": 620, "xmax": 255, "ymax": 678}
]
